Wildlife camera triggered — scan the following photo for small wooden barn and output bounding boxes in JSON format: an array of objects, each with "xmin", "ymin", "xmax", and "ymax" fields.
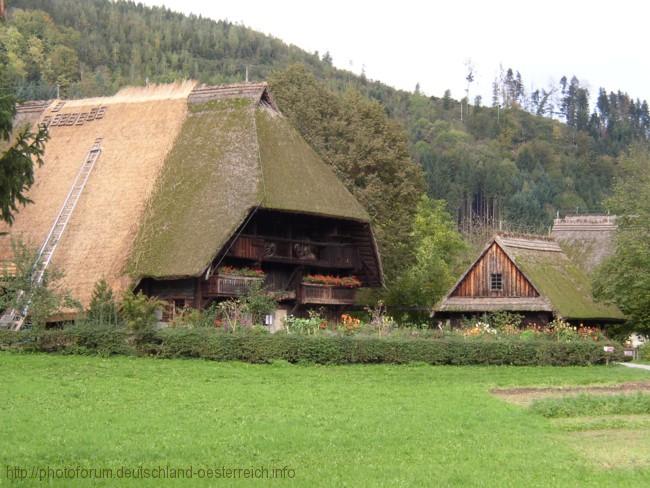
[
  {"xmin": 0, "ymin": 82, "xmax": 383, "ymax": 324},
  {"xmin": 434, "ymin": 234, "xmax": 623, "ymax": 326}
]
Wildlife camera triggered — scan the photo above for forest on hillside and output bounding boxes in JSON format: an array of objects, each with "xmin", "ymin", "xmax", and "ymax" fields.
[
  {"xmin": 3, "ymin": 0, "xmax": 649, "ymax": 233},
  {"xmin": 2, "ymin": 0, "xmax": 650, "ymax": 318}
]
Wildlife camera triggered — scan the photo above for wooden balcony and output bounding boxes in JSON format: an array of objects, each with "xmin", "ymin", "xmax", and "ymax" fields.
[
  {"xmin": 229, "ymin": 235, "xmax": 357, "ymax": 269},
  {"xmin": 206, "ymin": 274, "xmax": 263, "ymax": 297},
  {"xmin": 298, "ymin": 283, "xmax": 357, "ymax": 305}
]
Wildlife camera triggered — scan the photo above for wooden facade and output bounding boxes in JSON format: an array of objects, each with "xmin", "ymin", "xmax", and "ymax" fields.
[
  {"xmin": 451, "ymin": 243, "xmax": 538, "ymax": 298},
  {"xmin": 229, "ymin": 235, "xmax": 357, "ymax": 269},
  {"xmin": 299, "ymin": 283, "xmax": 357, "ymax": 305},
  {"xmin": 137, "ymin": 209, "xmax": 375, "ymax": 318},
  {"xmin": 437, "ymin": 234, "xmax": 624, "ymax": 327},
  {"xmin": 205, "ymin": 274, "xmax": 264, "ymax": 297}
]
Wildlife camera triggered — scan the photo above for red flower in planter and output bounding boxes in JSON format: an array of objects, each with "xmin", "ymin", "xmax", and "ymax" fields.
[
  {"xmin": 218, "ymin": 266, "xmax": 265, "ymax": 278},
  {"xmin": 303, "ymin": 274, "xmax": 361, "ymax": 288}
]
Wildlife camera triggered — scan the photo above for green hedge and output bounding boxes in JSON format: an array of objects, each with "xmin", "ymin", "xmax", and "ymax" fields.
[
  {"xmin": 0, "ymin": 326, "xmax": 132, "ymax": 355},
  {"xmin": 0, "ymin": 326, "xmax": 625, "ymax": 365}
]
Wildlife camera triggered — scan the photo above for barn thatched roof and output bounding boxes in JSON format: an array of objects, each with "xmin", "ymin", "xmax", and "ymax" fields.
[
  {"xmin": 438, "ymin": 234, "xmax": 623, "ymax": 321},
  {"xmin": 0, "ymin": 82, "xmax": 378, "ymax": 305},
  {"xmin": 551, "ymin": 215, "xmax": 617, "ymax": 272}
]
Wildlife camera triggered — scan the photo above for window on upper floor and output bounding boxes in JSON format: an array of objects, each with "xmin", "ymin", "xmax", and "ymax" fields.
[{"xmin": 490, "ymin": 273, "xmax": 503, "ymax": 291}]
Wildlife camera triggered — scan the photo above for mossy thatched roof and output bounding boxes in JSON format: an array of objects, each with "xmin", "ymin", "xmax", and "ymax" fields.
[
  {"xmin": 255, "ymin": 108, "xmax": 369, "ymax": 221},
  {"xmin": 131, "ymin": 84, "xmax": 372, "ymax": 281},
  {"xmin": 129, "ymin": 98, "xmax": 261, "ymax": 278},
  {"xmin": 4, "ymin": 83, "xmax": 380, "ymax": 306},
  {"xmin": 438, "ymin": 234, "xmax": 623, "ymax": 321},
  {"xmin": 501, "ymin": 236, "xmax": 623, "ymax": 321}
]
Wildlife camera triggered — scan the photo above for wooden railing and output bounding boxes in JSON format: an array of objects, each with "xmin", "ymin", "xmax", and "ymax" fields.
[
  {"xmin": 206, "ymin": 274, "xmax": 263, "ymax": 296},
  {"xmin": 298, "ymin": 283, "xmax": 357, "ymax": 305},
  {"xmin": 205, "ymin": 274, "xmax": 358, "ymax": 305},
  {"xmin": 229, "ymin": 235, "xmax": 357, "ymax": 268}
]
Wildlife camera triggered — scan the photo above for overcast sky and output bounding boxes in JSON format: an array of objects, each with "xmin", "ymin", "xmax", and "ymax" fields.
[{"xmin": 141, "ymin": 0, "xmax": 649, "ymax": 103}]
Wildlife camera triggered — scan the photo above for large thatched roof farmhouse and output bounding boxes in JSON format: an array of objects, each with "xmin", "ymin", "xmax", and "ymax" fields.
[
  {"xmin": 434, "ymin": 234, "xmax": 623, "ymax": 326},
  {"xmin": 0, "ymin": 82, "xmax": 383, "ymax": 324}
]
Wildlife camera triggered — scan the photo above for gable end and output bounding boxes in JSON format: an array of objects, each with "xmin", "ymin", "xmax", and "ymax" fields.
[{"xmin": 451, "ymin": 242, "xmax": 539, "ymax": 298}]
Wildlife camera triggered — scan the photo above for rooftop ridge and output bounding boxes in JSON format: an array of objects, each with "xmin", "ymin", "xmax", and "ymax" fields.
[
  {"xmin": 554, "ymin": 215, "xmax": 617, "ymax": 226},
  {"xmin": 496, "ymin": 233, "xmax": 562, "ymax": 252},
  {"xmin": 494, "ymin": 231, "xmax": 555, "ymax": 242},
  {"xmin": 188, "ymin": 82, "xmax": 278, "ymax": 110}
]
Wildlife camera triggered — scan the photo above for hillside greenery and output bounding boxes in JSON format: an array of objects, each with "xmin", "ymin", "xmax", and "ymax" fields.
[
  {"xmin": 2, "ymin": 0, "xmax": 650, "ymax": 317},
  {"xmin": 593, "ymin": 148, "xmax": 650, "ymax": 333},
  {"xmin": 3, "ymin": 0, "xmax": 649, "ymax": 231}
]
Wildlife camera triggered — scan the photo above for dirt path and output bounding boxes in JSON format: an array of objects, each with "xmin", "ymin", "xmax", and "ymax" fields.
[
  {"xmin": 491, "ymin": 379, "xmax": 650, "ymax": 405},
  {"xmin": 617, "ymin": 362, "xmax": 650, "ymax": 371}
]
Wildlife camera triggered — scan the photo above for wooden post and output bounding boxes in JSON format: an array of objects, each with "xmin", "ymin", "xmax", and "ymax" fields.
[
  {"xmin": 194, "ymin": 277, "xmax": 203, "ymax": 310},
  {"xmin": 0, "ymin": 0, "xmax": 6, "ymax": 20}
]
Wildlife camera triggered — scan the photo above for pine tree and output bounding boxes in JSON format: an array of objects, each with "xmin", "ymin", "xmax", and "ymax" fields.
[
  {"xmin": 0, "ymin": 95, "xmax": 49, "ymax": 224},
  {"xmin": 87, "ymin": 279, "xmax": 119, "ymax": 326}
]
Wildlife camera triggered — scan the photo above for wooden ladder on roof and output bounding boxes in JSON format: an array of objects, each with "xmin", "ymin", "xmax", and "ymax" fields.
[{"xmin": 0, "ymin": 138, "xmax": 103, "ymax": 331}]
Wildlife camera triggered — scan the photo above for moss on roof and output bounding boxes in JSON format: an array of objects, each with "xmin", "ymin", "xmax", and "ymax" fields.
[
  {"xmin": 130, "ymin": 97, "xmax": 371, "ymax": 281},
  {"xmin": 130, "ymin": 98, "xmax": 261, "ymax": 279},
  {"xmin": 506, "ymin": 246, "xmax": 623, "ymax": 321},
  {"xmin": 255, "ymin": 108, "xmax": 369, "ymax": 221}
]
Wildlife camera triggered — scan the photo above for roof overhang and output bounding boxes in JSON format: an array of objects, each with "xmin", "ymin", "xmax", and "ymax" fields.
[{"xmin": 436, "ymin": 296, "xmax": 553, "ymax": 313}]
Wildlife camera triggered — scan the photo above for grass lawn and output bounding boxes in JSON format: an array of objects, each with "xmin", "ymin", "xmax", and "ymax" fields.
[{"xmin": 2, "ymin": 353, "xmax": 650, "ymax": 487}]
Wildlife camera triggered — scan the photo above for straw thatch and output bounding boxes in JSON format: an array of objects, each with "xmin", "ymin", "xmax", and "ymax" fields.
[
  {"xmin": 437, "ymin": 234, "xmax": 623, "ymax": 321},
  {"xmin": 0, "ymin": 83, "xmax": 194, "ymax": 304},
  {"xmin": 551, "ymin": 215, "xmax": 617, "ymax": 272},
  {"xmin": 1, "ymin": 82, "xmax": 380, "ymax": 306}
]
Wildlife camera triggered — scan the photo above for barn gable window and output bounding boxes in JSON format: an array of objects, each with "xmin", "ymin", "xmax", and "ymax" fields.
[{"xmin": 490, "ymin": 273, "xmax": 503, "ymax": 291}]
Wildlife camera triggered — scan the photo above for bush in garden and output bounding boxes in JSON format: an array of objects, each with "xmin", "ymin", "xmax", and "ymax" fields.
[
  {"xmin": 483, "ymin": 311, "xmax": 524, "ymax": 332},
  {"xmin": 86, "ymin": 279, "xmax": 120, "ymax": 327},
  {"xmin": 214, "ymin": 282, "xmax": 277, "ymax": 331},
  {"xmin": 364, "ymin": 301, "xmax": 395, "ymax": 337},
  {"xmin": 548, "ymin": 318, "xmax": 579, "ymax": 342},
  {"xmin": 120, "ymin": 290, "xmax": 163, "ymax": 332},
  {"xmin": 0, "ymin": 326, "xmax": 624, "ymax": 366},
  {"xmin": 170, "ymin": 303, "xmax": 218, "ymax": 329},
  {"xmin": 639, "ymin": 344, "xmax": 650, "ymax": 362},
  {"xmin": 462, "ymin": 322, "xmax": 497, "ymax": 337},
  {"xmin": 284, "ymin": 310, "xmax": 324, "ymax": 335},
  {"xmin": 0, "ymin": 238, "xmax": 80, "ymax": 328},
  {"xmin": 215, "ymin": 298, "xmax": 250, "ymax": 332},
  {"xmin": 243, "ymin": 281, "xmax": 277, "ymax": 324}
]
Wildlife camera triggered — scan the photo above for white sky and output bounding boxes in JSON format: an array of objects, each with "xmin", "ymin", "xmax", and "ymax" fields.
[{"xmin": 141, "ymin": 0, "xmax": 650, "ymax": 103}]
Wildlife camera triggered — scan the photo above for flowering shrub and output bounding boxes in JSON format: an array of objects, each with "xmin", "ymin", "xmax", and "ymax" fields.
[
  {"xmin": 458, "ymin": 316, "xmax": 608, "ymax": 343},
  {"xmin": 340, "ymin": 314, "xmax": 361, "ymax": 334},
  {"xmin": 303, "ymin": 274, "xmax": 362, "ymax": 288},
  {"xmin": 218, "ymin": 266, "xmax": 265, "ymax": 278},
  {"xmin": 462, "ymin": 321, "xmax": 497, "ymax": 337},
  {"xmin": 576, "ymin": 325, "xmax": 605, "ymax": 341},
  {"xmin": 549, "ymin": 318, "xmax": 579, "ymax": 342}
]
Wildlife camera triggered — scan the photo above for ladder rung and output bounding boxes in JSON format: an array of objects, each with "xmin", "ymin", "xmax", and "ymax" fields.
[{"xmin": 28, "ymin": 138, "xmax": 103, "ymax": 297}]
